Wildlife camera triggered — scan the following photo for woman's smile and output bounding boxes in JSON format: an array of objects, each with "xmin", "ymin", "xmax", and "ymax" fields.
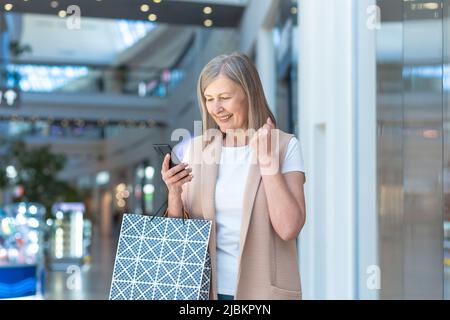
[{"xmin": 217, "ymin": 114, "xmax": 233, "ymax": 123}]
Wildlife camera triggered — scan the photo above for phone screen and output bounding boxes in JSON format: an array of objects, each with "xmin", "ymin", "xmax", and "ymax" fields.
[{"xmin": 153, "ymin": 144, "xmax": 181, "ymax": 168}]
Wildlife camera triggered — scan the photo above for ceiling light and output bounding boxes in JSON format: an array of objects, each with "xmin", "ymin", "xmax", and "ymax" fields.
[
  {"xmin": 58, "ymin": 10, "xmax": 66, "ymax": 18},
  {"xmin": 4, "ymin": 4, "xmax": 13, "ymax": 11},
  {"xmin": 204, "ymin": 19, "xmax": 213, "ymax": 27},
  {"xmin": 423, "ymin": 2, "xmax": 439, "ymax": 10},
  {"xmin": 140, "ymin": 4, "xmax": 150, "ymax": 12},
  {"xmin": 51, "ymin": 1, "xmax": 59, "ymax": 8},
  {"xmin": 148, "ymin": 14, "xmax": 157, "ymax": 21},
  {"xmin": 203, "ymin": 6, "xmax": 212, "ymax": 15}
]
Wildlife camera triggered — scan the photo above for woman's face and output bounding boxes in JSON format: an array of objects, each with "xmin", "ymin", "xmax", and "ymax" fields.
[{"xmin": 204, "ymin": 74, "xmax": 248, "ymax": 132}]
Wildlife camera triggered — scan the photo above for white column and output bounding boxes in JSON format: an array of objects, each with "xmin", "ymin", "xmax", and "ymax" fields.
[
  {"xmin": 297, "ymin": 0, "xmax": 377, "ymax": 299},
  {"xmin": 256, "ymin": 28, "xmax": 277, "ymax": 117}
]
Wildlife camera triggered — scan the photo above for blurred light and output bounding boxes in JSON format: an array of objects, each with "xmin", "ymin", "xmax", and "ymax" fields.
[
  {"xmin": 27, "ymin": 244, "xmax": 39, "ymax": 255},
  {"xmin": 423, "ymin": 129, "xmax": 439, "ymax": 139},
  {"xmin": 29, "ymin": 205, "xmax": 38, "ymax": 215},
  {"xmin": 14, "ymin": 64, "xmax": 88, "ymax": 93},
  {"xmin": 140, "ymin": 4, "xmax": 150, "ymax": 12},
  {"xmin": 116, "ymin": 20, "xmax": 155, "ymax": 50},
  {"xmin": 73, "ymin": 211, "xmax": 84, "ymax": 257},
  {"xmin": 14, "ymin": 185, "xmax": 24, "ymax": 197},
  {"xmin": 96, "ymin": 171, "xmax": 110, "ymax": 185},
  {"xmin": 6, "ymin": 165, "xmax": 17, "ymax": 179},
  {"xmin": 28, "ymin": 218, "xmax": 40, "ymax": 228},
  {"xmin": 122, "ymin": 190, "xmax": 130, "ymax": 198},
  {"xmin": 46, "ymin": 218, "xmax": 54, "ymax": 226},
  {"xmin": 16, "ymin": 213, "xmax": 26, "ymax": 225},
  {"xmin": 8, "ymin": 248, "xmax": 18, "ymax": 259},
  {"xmin": 117, "ymin": 199, "xmax": 126, "ymax": 208},
  {"xmin": 148, "ymin": 14, "xmax": 157, "ymax": 21},
  {"xmin": 55, "ymin": 228, "xmax": 64, "ymax": 258},
  {"xmin": 0, "ymin": 248, "xmax": 6, "ymax": 259},
  {"xmin": 153, "ymin": 0, "xmax": 162, "ymax": 3},
  {"xmin": 290, "ymin": 6, "xmax": 298, "ymax": 14},
  {"xmin": 28, "ymin": 230, "xmax": 39, "ymax": 243},
  {"xmin": 1, "ymin": 219, "xmax": 12, "ymax": 235},
  {"xmin": 145, "ymin": 166, "xmax": 155, "ymax": 179},
  {"xmin": 143, "ymin": 184, "xmax": 155, "ymax": 194},
  {"xmin": 4, "ymin": 4, "xmax": 13, "ymax": 11},
  {"xmin": 137, "ymin": 167, "xmax": 144, "ymax": 179},
  {"xmin": 56, "ymin": 211, "xmax": 64, "ymax": 220},
  {"xmin": 51, "ymin": 1, "xmax": 59, "ymax": 8},
  {"xmin": 116, "ymin": 183, "xmax": 126, "ymax": 192},
  {"xmin": 423, "ymin": 2, "xmax": 440, "ymax": 10},
  {"xmin": 58, "ymin": 10, "xmax": 66, "ymax": 18},
  {"xmin": 203, "ymin": 6, "xmax": 212, "ymax": 14},
  {"xmin": 18, "ymin": 205, "xmax": 26, "ymax": 215},
  {"xmin": 138, "ymin": 82, "xmax": 147, "ymax": 97},
  {"xmin": 204, "ymin": 19, "xmax": 213, "ymax": 27}
]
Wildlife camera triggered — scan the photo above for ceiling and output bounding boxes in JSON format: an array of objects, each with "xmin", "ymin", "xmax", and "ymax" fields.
[
  {"xmin": 1, "ymin": 0, "xmax": 245, "ymax": 28},
  {"xmin": 12, "ymin": 13, "xmax": 156, "ymax": 65}
]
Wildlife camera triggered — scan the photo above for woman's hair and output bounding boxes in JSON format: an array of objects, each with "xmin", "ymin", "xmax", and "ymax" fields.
[{"xmin": 197, "ymin": 52, "xmax": 276, "ymax": 147}]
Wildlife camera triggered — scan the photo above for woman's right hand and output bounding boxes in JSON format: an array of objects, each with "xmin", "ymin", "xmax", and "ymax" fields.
[{"xmin": 161, "ymin": 154, "xmax": 193, "ymax": 194}]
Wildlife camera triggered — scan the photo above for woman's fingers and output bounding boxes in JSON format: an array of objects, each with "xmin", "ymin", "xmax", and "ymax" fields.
[
  {"xmin": 166, "ymin": 167, "xmax": 192, "ymax": 184},
  {"xmin": 165, "ymin": 163, "xmax": 188, "ymax": 178},
  {"xmin": 173, "ymin": 173, "xmax": 194, "ymax": 187},
  {"xmin": 162, "ymin": 154, "xmax": 170, "ymax": 172}
]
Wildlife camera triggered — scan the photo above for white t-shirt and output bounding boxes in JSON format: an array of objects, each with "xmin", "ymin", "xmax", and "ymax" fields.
[{"xmin": 183, "ymin": 137, "xmax": 305, "ymax": 296}]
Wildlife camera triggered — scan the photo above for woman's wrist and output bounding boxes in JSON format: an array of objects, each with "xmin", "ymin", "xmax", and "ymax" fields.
[{"xmin": 167, "ymin": 188, "xmax": 183, "ymax": 217}]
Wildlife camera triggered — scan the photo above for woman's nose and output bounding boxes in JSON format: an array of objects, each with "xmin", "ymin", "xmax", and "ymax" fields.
[{"xmin": 212, "ymin": 102, "xmax": 223, "ymax": 114}]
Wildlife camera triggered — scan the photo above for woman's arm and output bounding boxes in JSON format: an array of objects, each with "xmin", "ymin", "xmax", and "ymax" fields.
[
  {"xmin": 262, "ymin": 171, "xmax": 306, "ymax": 241},
  {"xmin": 251, "ymin": 117, "xmax": 306, "ymax": 241}
]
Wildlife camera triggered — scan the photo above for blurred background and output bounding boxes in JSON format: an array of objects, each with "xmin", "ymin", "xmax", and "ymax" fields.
[{"xmin": 0, "ymin": 0, "xmax": 448, "ymax": 300}]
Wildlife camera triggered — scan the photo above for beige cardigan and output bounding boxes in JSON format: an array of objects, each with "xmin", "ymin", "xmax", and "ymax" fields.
[{"xmin": 181, "ymin": 129, "xmax": 302, "ymax": 300}]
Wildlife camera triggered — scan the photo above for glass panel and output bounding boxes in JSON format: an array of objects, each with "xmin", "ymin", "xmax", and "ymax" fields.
[
  {"xmin": 377, "ymin": 0, "xmax": 405, "ymax": 299},
  {"xmin": 443, "ymin": 0, "xmax": 450, "ymax": 300},
  {"xmin": 402, "ymin": 0, "xmax": 443, "ymax": 298},
  {"xmin": 378, "ymin": 0, "xmax": 445, "ymax": 299}
]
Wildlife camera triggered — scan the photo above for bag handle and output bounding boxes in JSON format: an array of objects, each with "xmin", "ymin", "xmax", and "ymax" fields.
[{"xmin": 149, "ymin": 198, "xmax": 188, "ymax": 224}]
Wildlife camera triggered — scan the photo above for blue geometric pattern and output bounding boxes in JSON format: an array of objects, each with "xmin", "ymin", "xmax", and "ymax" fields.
[{"xmin": 109, "ymin": 214, "xmax": 212, "ymax": 300}]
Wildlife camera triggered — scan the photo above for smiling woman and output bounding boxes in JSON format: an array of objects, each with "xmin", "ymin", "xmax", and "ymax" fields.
[
  {"xmin": 203, "ymin": 74, "xmax": 249, "ymax": 137},
  {"xmin": 162, "ymin": 52, "xmax": 306, "ymax": 300},
  {"xmin": 197, "ymin": 53, "xmax": 276, "ymax": 148}
]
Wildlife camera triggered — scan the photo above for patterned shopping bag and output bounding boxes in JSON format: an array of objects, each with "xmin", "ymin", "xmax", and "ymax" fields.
[{"xmin": 109, "ymin": 214, "xmax": 212, "ymax": 300}]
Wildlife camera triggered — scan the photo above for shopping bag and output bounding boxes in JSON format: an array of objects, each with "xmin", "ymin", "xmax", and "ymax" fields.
[{"xmin": 109, "ymin": 213, "xmax": 212, "ymax": 300}]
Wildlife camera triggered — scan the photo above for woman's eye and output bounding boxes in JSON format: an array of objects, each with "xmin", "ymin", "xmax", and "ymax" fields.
[{"xmin": 221, "ymin": 97, "xmax": 230, "ymax": 100}]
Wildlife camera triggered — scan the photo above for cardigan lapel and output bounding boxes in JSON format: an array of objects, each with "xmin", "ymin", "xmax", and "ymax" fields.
[
  {"xmin": 238, "ymin": 151, "xmax": 262, "ymax": 261},
  {"xmin": 200, "ymin": 134, "xmax": 222, "ymax": 221},
  {"xmin": 200, "ymin": 133, "xmax": 222, "ymax": 299}
]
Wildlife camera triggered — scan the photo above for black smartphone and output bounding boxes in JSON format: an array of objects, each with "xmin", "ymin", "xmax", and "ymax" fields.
[{"xmin": 153, "ymin": 144, "xmax": 181, "ymax": 169}]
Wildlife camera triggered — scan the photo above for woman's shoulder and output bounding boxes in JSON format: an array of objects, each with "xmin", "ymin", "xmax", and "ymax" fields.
[{"xmin": 273, "ymin": 129, "xmax": 296, "ymax": 146}]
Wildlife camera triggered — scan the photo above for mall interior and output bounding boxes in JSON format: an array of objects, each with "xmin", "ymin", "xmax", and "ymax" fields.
[{"xmin": 0, "ymin": 0, "xmax": 449, "ymax": 300}]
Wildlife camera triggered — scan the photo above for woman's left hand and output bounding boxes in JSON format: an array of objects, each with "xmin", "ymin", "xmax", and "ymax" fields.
[{"xmin": 250, "ymin": 117, "xmax": 280, "ymax": 175}]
